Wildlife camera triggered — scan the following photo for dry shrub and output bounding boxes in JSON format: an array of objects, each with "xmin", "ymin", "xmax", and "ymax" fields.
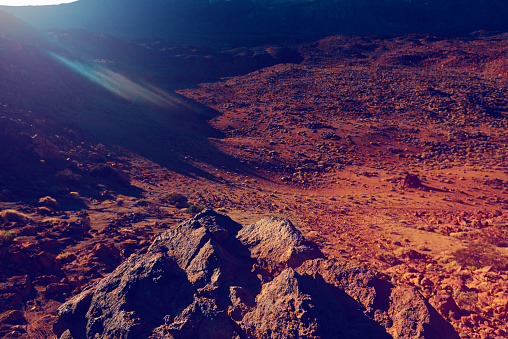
[
  {"xmin": 69, "ymin": 192, "xmax": 81, "ymax": 200},
  {"xmin": 90, "ymin": 163, "xmax": 130, "ymax": 186},
  {"xmin": 0, "ymin": 230, "xmax": 16, "ymax": 246},
  {"xmin": 55, "ymin": 169, "xmax": 82, "ymax": 183},
  {"xmin": 183, "ymin": 204, "xmax": 206, "ymax": 215},
  {"xmin": 42, "ymin": 218, "xmax": 60, "ymax": 224},
  {"xmin": 375, "ymin": 251, "xmax": 402, "ymax": 266},
  {"xmin": 36, "ymin": 206, "xmax": 53, "ymax": 215},
  {"xmin": 478, "ymin": 226, "xmax": 508, "ymax": 247},
  {"xmin": 452, "ymin": 242, "xmax": 508, "ymax": 271},
  {"xmin": 38, "ymin": 196, "xmax": 58, "ymax": 208},
  {"xmin": 164, "ymin": 192, "xmax": 189, "ymax": 208},
  {"xmin": 24, "ymin": 311, "xmax": 58, "ymax": 339},
  {"xmin": 0, "ymin": 209, "xmax": 30, "ymax": 222},
  {"xmin": 455, "ymin": 291, "xmax": 479, "ymax": 313},
  {"xmin": 56, "ymin": 252, "xmax": 77, "ymax": 263},
  {"xmin": 393, "ymin": 247, "xmax": 428, "ymax": 260}
]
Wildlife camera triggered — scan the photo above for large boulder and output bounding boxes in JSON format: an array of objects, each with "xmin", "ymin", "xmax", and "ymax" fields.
[{"xmin": 53, "ymin": 210, "xmax": 459, "ymax": 339}]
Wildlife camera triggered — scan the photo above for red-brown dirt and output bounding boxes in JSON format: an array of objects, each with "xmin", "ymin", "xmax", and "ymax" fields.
[{"xmin": 1, "ymin": 33, "xmax": 508, "ymax": 339}]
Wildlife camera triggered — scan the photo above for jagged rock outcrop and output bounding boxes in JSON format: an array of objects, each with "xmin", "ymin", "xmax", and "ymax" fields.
[{"xmin": 53, "ymin": 210, "xmax": 459, "ymax": 339}]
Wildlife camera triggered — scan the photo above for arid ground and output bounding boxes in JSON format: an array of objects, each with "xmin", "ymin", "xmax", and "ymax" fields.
[{"xmin": 1, "ymin": 32, "xmax": 508, "ymax": 338}]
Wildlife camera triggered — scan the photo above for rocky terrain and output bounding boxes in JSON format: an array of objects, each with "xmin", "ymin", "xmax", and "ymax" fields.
[
  {"xmin": 53, "ymin": 210, "xmax": 458, "ymax": 339},
  {"xmin": 0, "ymin": 11, "xmax": 508, "ymax": 339}
]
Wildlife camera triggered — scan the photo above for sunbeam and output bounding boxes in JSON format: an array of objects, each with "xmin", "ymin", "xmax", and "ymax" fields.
[
  {"xmin": 0, "ymin": 1, "xmax": 77, "ymax": 6},
  {"xmin": 0, "ymin": 0, "xmax": 77, "ymax": 6},
  {"xmin": 48, "ymin": 51, "xmax": 182, "ymax": 108}
]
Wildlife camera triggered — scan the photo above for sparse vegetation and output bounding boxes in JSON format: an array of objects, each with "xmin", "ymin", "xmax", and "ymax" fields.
[
  {"xmin": 69, "ymin": 192, "xmax": 81, "ymax": 200},
  {"xmin": 158, "ymin": 193, "xmax": 205, "ymax": 214},
  {"xmin": 0, "ymin": 209, "xmax": 30, "ymax": 222},
  {"xmin": 56, "ymin": 252, "xmax": 77, "ymax": 263},
  {"xmin": 36, "ymin": 206, "xmax": 53, "ymax": 215},
  {"xmin": 90, "ymin": 163, "xmax": 130, "ymax": 186},
  {"xmin": 56, "ymin": 168, "xmax": 82, "ymax": 183},
  {"xmin": 455, "ymin": 291, "xmax": 479, "ymax": 313},
  {"xmin": 375, "ymin": 251, "xmax": 401, "ymax": 266},
  {"xmin": 478, "ymin": 226, "xmax": 508, "ymax": 247},
  {"xmin": 452, "ymin": 242, "xmax": 508, "ymax": 271},
  {"xmin": 38, "ymin": 196, "xmax": 58, "ymax": 208},
  {"xmin": 42, "ymin": 217, "xmax": 60, "ymax": 224},
  {"xmin": 0, "ymin": 231, "xmax": 16, "ymax": 246},
  {"xmin": 183, "ymin": 204, "xmax": 206, "ymax": 214},
  {"xmin": 393, "ymin": 247, "xmax": 426, "ymax": 260},
  {"xmin": 3, "ymin": 23, "xmax": 508, "ymax": 339},
  {"xmin": 393, "ymin": 247, "xmax": 412, "ymax": 258},
  {"xmin": 164, "ymin": 192, "xmax": 189, "ymax": 208}
]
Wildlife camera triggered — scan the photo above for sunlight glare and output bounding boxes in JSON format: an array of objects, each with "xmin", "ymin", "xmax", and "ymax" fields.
[
  {"xmin": 0, "ymin": 1, "xmax": 77, "ymax": 6},
  {"xmin": 48, "ymin": 52, "xmax": 183, "ymax": 108}
]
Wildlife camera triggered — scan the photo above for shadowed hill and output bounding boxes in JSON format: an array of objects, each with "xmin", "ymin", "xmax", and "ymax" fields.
[
  {"xmin": 2, "ymin": 0, "xmax": 508, "ymax": 48},
  {"xmin": 0, "ymin": 10, "xmax": 305, "ymax": 175},
  {"xmin": 0, "ymin": 12, "xmax": 240, "ymax": 179}
]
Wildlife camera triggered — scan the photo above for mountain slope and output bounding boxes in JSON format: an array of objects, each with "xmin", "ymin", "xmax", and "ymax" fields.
[{"xmin": 2, "ymin": 0, "xmax": 508, "ymax": 47}]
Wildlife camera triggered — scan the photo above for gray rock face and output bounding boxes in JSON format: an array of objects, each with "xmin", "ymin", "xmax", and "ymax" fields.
[
  {"xmin": 237, "ymin": 217, "xmax": 323, "ymax": 275},
  {"xmin": 53, "ymin": 210, "xmax": 459, "ymax": 339}
]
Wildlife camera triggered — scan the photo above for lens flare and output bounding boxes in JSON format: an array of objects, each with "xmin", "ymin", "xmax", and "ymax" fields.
[{"xmin": 48, "ymin": 52, "xmax": 181, "ymax": 108}]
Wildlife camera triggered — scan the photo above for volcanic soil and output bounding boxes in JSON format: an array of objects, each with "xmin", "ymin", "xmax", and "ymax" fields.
[{"xmin": 1, "ymin": 33, "xmax": 508, "ymax": 339}]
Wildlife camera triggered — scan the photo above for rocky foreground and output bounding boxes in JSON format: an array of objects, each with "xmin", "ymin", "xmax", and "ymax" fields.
[{"xmin": 53, "ymin": 210, "xmax": 458, "ymax": 339}]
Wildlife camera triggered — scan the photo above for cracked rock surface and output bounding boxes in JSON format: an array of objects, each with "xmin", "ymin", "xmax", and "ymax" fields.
[{"xmin": 53, "ymin": 210, "xmax": 458, "ymax": 339}]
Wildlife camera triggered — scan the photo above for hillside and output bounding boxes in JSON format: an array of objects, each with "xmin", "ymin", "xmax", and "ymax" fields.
[
  {"xmin": 2, "ymin": 0, "xmax": 508, "ymax": 47},
  {"xmin": 0, "ymin": 11, "xmax": 507, "ymax": 339}
]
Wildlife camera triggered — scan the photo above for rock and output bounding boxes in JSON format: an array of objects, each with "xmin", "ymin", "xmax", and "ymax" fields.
[
  {"xmin": 152, "ymin": 296, "xmax": 235, "ymax": 339},
  {"xmin": 0, "ymin": 293, "xmax": 22, "ymax": 313},
  {"xmin": 0, "ymin": 276, "xmax": 33, "ymax": 313},
  {"xmin": 0, "ymin": 324, "xmax": 28, "ymax": 339},
  {"xmin": 53, "ymin": 285, "xmax": 96, "ymax": 338},
  {"xmin": 118, "ymin": 240, "xmax": 141, "ymax": 258},
  {"xmin": 429, "ymin": 294, "xmax": 462, "ymax": 320},
  {"xmin": 228, "ymin": 286, "xmax": 255, "ymax": 322},
  {"xmin": 32, "ymin": 275, "xmax": 60, "ymax": 287},
  {"xmin": 401, "ymin": 173, "xmax": 423, "ymax": 189},
  {"xmin": 38, "ymin": 196, "xmax": 58, "ymax": 209},
  {"xmin": 0, "ymin": 276, "xmax": 32, "ymax": 299},
  {"xmin": 241, "ymin": 268, "xmax": 391, "ymax": 338},
  {"xmin": 32, "ymin": 134, "xmax": 62, "ymax": 159},
  {"xmin": 53, "ymin": 210, "xmax": 459, "ymax": 339},
  {"xmin": 91, "ymin": 243, "xmax": 121, "ymax": 260},
  {"xmin": 36, "ymin": 251, "xmax": 60, "ymax": 271},
  {"xmin": 237, "ymin": 216, "xmax": 323, "ymax": 274},
  {"xmin": 45, "ymin": 283, "xmax": 72, "ymax": 296},
  {"xmin": 38, "ymin": 238, "xmax": 61, "ymax": 251},
  {"xmin": 17, "ymin": 225, "xmax": 41, "ymax": 236},
  {"xmin": 297, "ymin": 258, "xmax": 389, "ymax": 313},
  {"xmin": 389, "ymin": 287, "xmax": 459, "ymax": 339},
  {"xmin": 0, "ymin": 310, "xmax": 26, "ymax": 324}
]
